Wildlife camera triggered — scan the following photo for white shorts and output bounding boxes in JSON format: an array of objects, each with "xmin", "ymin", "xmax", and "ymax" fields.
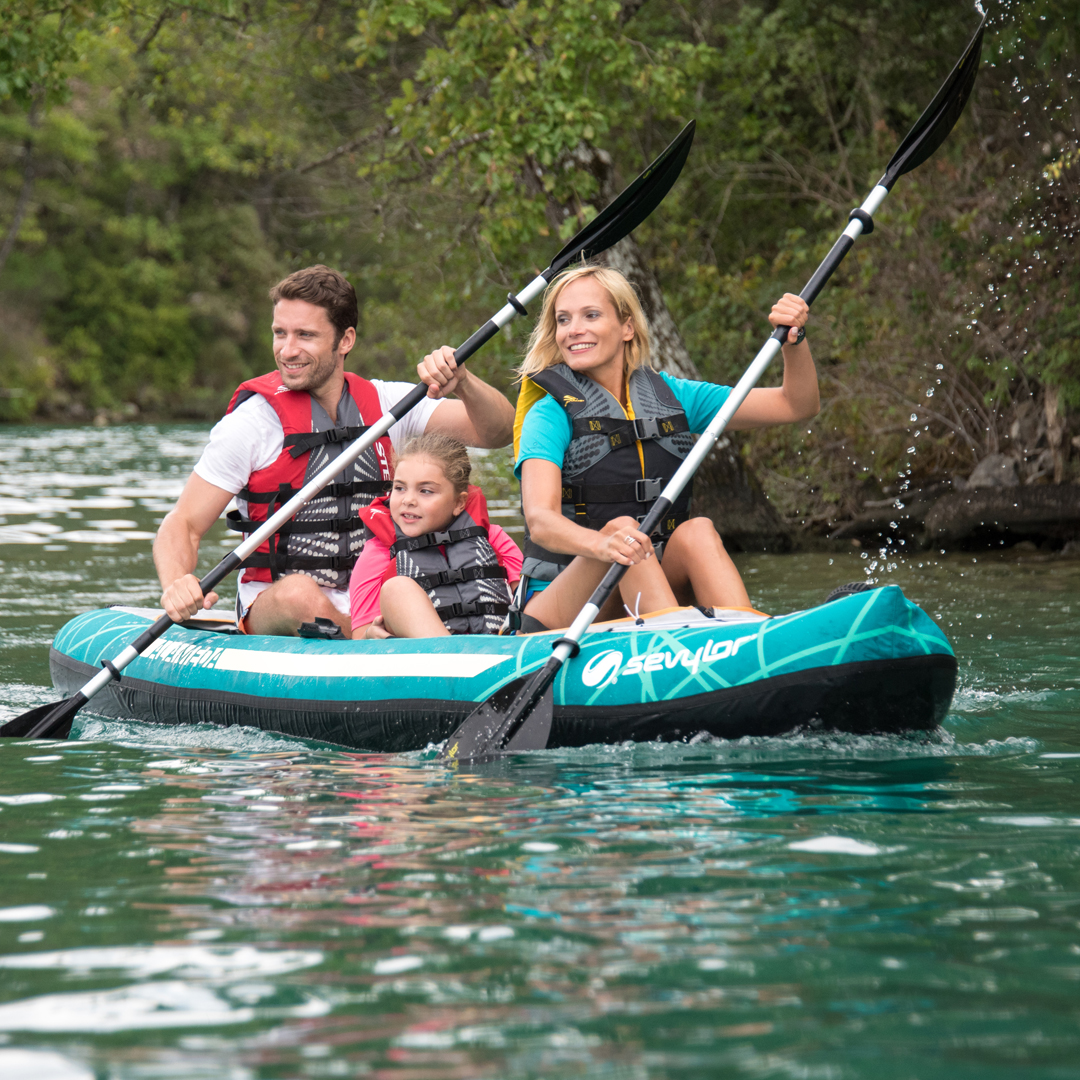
[{"xmin": 235, "ymin": 577, "xmax": 351, "ymax": 624}]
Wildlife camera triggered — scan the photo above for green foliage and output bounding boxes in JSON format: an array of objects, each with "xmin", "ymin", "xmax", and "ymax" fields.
[
  {"xmin": 0, "ymin": 0, "xmax": 104, "ymax": 108},
  {"xmin": 350, "ymin": 0, "xmax": 707, "ymax": 256},
  {"xmin": 0, "ymin": 0, "xmax": 1077, "ymax": 531}
]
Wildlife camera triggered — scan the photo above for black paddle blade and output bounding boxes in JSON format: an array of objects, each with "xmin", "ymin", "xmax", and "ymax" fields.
[
  {"xmin": 880, "ymin": 15, "xmax": 986, "ymax": 190},
  {"xmin": 548, "ymin": 120, "xmax": 695, "ymax": 277},
  {"xmin": 439, "ymin": 672, "xmax": 555, "ymax": 764},
  {"xmin": 0, "ymin": 693, "xmax": 85, "ymax": 740}
]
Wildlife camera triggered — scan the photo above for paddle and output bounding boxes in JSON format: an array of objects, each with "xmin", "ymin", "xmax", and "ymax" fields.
[
  {"xmin": 0, "ymin": 121, "xmax": 696, "ymax": 742},
  {"xmin": 438, "ymin": 15, "xmax": 986, "ymax": 764}
]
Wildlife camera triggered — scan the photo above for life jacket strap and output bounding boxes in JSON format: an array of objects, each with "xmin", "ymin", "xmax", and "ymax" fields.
[
  {"xmin": 226, "ymin": 510, "xmax": 369, "ymax": 536},
  {"xmin": 561, "ymin": 477, "xmax": 666, "ymax": 506},
  {"xmin": 570, "ymin": 413, "xmax": 689, "ymax": 449},
  {"xmin": 238, "ymin": 552, "xmax": 358, "ymax": 573},
  {"xmin": 389, "ymin": 524, "xmax": 488, "ymax": 557},
  {"xmin": 237, "ymin": 479, "xmax": 390, "ymax": 503},
  {"xmin": 414, "ymin": 564, "xmax": 508, "ymax": 591},
  {"xmin": 437, "ymin": 600, "xmax": 511, "ymax": 624},
  {"xmin": 283, "ymin": 425, "xmax": 373, "ymax": 458}
]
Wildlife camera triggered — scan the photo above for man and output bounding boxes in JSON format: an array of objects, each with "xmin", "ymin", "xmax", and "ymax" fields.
[{"xmin": 155, "ymin": 265, "xmax": 514, "ymax": 637}]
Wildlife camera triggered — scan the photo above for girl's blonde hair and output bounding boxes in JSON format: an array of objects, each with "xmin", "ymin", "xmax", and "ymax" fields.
[
  {"xmin": 394, "ymin": 432, "xmax": 471, "ymax": 494},
  {"xmin": 518, "ymin": 265, "xmax": 651, "ymax": 378}
]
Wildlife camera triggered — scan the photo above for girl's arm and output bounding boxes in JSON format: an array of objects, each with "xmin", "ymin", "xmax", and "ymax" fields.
[
  {"xmin": 728, "ymin": 293, "xmax": 820, "ymax": 429},
  {"xmin": 520, "ymin": 458, "xmax": 656, "ymax": 567},
  {"xmin": 488, "ymin": 523, "xmax": 524, "ymax": 585},
  {"xmin": 349, "ymin": 538, "xmax": 393, "ymax": 634}
]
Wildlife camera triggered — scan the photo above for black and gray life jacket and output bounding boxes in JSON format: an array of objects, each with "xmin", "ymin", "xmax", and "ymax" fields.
[
  {"xmin": 520, "ymin": 364, "xmax": 697, "ymax": 582},
  {"xmin": 360, "ymin": 486, "xmax": 513, "ymax": 635}
]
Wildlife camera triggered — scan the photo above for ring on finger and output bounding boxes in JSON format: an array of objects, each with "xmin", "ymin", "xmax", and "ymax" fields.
[{"xmin": 624, "ymin": 535, "xmax": 636, "ymax": 545}]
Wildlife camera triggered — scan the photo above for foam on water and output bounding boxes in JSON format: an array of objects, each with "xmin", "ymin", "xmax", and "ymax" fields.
[
  {"xmin": 0, "ymin": 1049, "xmax": 94, "ymax": 1080},
  {"xmin": 0, "ymin": 981, "xmax": 329, "ymax": 1033},
  {"xmin": 0, "ymin": 945, "xmax": 322, "ymax": 979}
]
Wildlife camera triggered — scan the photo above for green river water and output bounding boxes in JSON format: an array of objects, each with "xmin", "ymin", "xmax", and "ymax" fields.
[{"xmin": 0, "ymin": 424, "xmax": 1078, "ymax": 1079}]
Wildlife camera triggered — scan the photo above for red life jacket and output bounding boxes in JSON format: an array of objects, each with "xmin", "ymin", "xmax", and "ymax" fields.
[
  {"xmin": 225, "ymin": 371, "xmax": 394, "ymax": 588},
  {"xmin": 360, "ymin": 486, "xmax": 512, "ymax": 635}
]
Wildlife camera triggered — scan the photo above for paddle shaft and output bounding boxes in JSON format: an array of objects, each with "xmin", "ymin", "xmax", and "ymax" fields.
[
  {"xmin": 485, "ymin": 185, "xmax": 892, "ymax": 747},
  {"xmin": 65, "ymin": 273, "xmax": 554, "ymax": 707},
  {"xmin": 10, "ymin": 122, "xmax": 699, "ymax": 740}
]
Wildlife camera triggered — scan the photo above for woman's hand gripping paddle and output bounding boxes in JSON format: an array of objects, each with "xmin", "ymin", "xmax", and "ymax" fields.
[
  {"xmin": 439, "ymin": 14, "xmax": 986, "ymax": 765},
  {"xmin": 0, "ymin": 121, "xmax": 696, "ymax": 742}
]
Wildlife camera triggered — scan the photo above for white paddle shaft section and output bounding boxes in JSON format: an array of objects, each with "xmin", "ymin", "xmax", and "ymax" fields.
[
  {"xmin": 492, "ymin": 273, "xmax": 549, "ymax": 328},
  {"xmin": 657, "ymin": 184, "xmax": 888, "ymax": 511},
  {"xmin": 554, "ymin": 604, "xmax": 602, "ymax": 663},
  {"xmin": 78, "ymin": 656, "xmax": 137, "ymax": 699}
]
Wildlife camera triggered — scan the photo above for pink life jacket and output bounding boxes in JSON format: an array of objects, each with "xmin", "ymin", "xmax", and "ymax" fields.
[{"xmin": 361, "ymin": 485, "xmax": 512, "ymax": 634}]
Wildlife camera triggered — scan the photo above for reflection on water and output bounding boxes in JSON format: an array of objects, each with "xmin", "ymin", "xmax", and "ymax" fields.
[{"xmin": 0, "ymin": 424, "xmax": 1079, "ymax": 1077}]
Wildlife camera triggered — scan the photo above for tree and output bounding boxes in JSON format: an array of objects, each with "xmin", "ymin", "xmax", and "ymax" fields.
[{"xmin": 348, "ymin": 0, "xmax": 791, "ymax": 546}]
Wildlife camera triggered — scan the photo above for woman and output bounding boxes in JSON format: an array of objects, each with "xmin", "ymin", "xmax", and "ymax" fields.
[{"xmin": 514, "ymin": 265, "xmax": 817, "ymax": 633}]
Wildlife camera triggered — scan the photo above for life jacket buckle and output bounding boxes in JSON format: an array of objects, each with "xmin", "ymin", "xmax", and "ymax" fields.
[
  {"xmin": 431, "ymin": 530, "xmax": 453, "ymax": 546},
  {"xmin": 324, "ymin": 427, "xmax": 347, "ymax": 444},
  {"xmin": 633, "ymin": 417, "xmax": 661, "ymax": 440},
  {"xmin": 444, "ymin": 567, "xmax": 465, "ymax": 584},
  {"xmin": 635, "ymin": 477, "xmax": 663, "ymax": 502}
]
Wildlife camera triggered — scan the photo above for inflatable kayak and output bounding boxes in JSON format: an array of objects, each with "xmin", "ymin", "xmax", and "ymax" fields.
[{"xmin": 47, "ymin": 585, "xmax": 957, "ymax": 751}]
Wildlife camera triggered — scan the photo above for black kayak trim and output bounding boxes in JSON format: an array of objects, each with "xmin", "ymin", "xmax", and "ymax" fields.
[{"xmin": 50, "ymin": 648, "xmax": 957, "ymax": 752}]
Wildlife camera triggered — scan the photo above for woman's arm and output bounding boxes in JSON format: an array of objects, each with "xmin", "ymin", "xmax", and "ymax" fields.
[
  {"xmin": 728, "ymin": 293, "xmax": 820, "ymax": 430},
  {"xmin": 520, "ymin": 458, "xmax": 655, "ymax": 567}
]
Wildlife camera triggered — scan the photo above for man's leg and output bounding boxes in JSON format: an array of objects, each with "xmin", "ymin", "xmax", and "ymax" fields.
[{"xmin": 244, "ymin": 574, "xmax": 353, "ymax": 637}]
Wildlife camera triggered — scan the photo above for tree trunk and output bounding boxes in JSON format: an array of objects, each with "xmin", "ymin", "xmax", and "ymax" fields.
[
  {"xmin": 0, "ymin": 101, "xmax": 40, "ymax": 278},
  {"xmin": 570, "ymin": 143, "xmax": 790, "ymax": 551}
]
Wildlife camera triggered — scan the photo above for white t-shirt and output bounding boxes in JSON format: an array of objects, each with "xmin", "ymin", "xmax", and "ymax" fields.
[
  {"xmin": 194, "ymin": 379, "xmax": 442, "ymax": 495},
  {"xmin": 193, "ymin": 379, "xmax": 444, "ymax": 621}
]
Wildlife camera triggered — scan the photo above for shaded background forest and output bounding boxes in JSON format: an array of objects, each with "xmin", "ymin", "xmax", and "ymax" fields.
[{"xmin": 1, "ymin": 0, "xmax": 1077, "ymax": 537}]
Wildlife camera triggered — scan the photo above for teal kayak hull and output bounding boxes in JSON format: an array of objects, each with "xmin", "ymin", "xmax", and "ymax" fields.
[{"xmin": 49, "ymin": 585, "xmax": 956, "ymax": 750}]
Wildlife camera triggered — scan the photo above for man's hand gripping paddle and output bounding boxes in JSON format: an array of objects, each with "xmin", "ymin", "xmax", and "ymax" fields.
[
  {"xmin": 0, "ymin": 121, "xmax": 695, "ymax": 742},
  {"xmin": 439, "ymin": 15, "xmax": 986, "ymax": 765}
]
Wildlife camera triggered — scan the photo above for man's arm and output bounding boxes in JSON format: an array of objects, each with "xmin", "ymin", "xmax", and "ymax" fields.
[
  {"xmin": 417, "ymin": 346, "xmax": 515, "ymax": 448},
  {"xmin": 154, "ymin": 473, "xmax": 236, "ymax": 622}
]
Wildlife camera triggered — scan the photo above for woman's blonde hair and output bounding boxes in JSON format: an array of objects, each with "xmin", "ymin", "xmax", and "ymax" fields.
[
  {"xmin": 518, "ymin": 265, "xmax": 651, "ymax": 378},
  {"xmin": 394, "ymin": 432, "xmax": 471, "ymax": 494}
]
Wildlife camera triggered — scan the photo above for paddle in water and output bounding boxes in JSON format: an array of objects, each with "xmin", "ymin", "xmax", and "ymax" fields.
[
  {"xmin": 439, "ymin": 14, "xmax": 987, "ymax": 764},
  {"xmin": 0, "ymin": 121, "xmax": 695, "ymax": 742}
]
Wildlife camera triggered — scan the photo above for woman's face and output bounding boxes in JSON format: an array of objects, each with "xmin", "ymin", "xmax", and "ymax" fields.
[
  {"xmin": 389, "ymin": 455, "xmax": 468, "ymax": 538},
  {"xmin": 553, "ymin": 277, "xmax": 635, "ymax": 379}
]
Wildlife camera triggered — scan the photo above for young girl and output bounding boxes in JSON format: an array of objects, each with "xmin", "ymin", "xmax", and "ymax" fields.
[
  {"xmin": 350, "ymin": 432, "xmax": 523, "ymax": 639},
  {"xmin": 514, "ymin": 265, "xmax": 817, "ymax": 632}
]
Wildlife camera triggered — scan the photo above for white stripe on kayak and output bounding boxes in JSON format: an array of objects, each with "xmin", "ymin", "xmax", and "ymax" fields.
[{"xmin": 212, "ymin": 649, "xmax": 507, "ymax": 680}]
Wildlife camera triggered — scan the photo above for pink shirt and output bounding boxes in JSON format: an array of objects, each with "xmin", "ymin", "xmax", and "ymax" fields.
[{"xmin": 349, "ymin": 524, "xmax": 524, "ymax": 629}]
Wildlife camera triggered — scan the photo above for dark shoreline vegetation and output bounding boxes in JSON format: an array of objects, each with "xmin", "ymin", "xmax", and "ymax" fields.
[{"xmin": 2, "ymin": 0, "xmax": 1077, "ymax": 551}]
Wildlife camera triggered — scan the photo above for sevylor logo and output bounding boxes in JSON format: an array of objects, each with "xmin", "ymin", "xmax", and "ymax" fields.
[{"xmin": 581, "ymin": 634, "xmax": 758, "ymax": 689}]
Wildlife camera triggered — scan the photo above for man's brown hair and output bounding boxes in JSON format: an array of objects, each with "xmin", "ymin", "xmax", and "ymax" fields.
[{"xmin": 269, "ymin": 265, "xmax": 358, "ymax": 350}]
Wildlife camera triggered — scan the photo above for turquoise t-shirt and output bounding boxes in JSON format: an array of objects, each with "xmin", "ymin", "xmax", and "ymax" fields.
[{"xmin": 514, "ymin": 371, "xmax": 732, "ymax": 477}]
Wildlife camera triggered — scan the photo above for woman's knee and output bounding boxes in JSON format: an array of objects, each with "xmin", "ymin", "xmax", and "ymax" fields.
[
  {"xmin": 671, "ymin": 516, "xmax": 725, "ymax": 551},
  {"xmin": 604, "ymin": 515, "xmax": 642, "ymax": 535}
]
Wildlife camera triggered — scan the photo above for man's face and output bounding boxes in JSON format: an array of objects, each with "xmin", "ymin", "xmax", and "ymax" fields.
[{"xmin": 271, "ymin": 299, "xmax": 353, "ymax": 394}]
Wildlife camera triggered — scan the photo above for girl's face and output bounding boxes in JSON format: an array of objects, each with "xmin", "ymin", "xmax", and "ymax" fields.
[
  {"xmin": 389, "ymin": 454, "xmax": 468, "ymax": 537},
  {"xmin": 554, "ymin": 277, "xmax": 635, "ymax": 378}
]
